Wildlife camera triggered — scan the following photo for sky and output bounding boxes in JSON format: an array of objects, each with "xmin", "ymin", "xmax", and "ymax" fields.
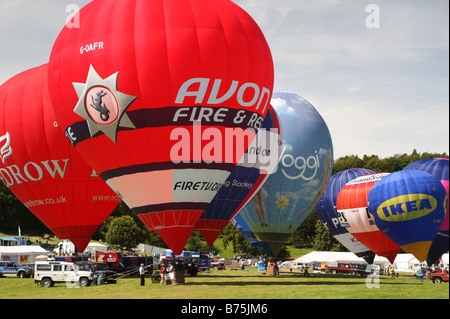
[{"xmin": 0, "ymin": 0, "xmax": 448, "ymax": 159}]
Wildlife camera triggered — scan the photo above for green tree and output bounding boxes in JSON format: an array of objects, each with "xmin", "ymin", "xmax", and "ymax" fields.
[
  {"xmin": 221, "ymin": 223, "xmax": 264, "ymax": 256},
  {"xmin": 312, "ymin": 219, "xmax": 346, "ymax": 251},
  {"xmin": 185, "ymin": 231, "xmax": 219, "ymax": 255},
  {"xmin": 332, "ymin": 155, "xmax": 364, "ymax": 174},
  {"xmin": 0, "ymin": 182, "xmax": 50, "ymax": 235},
  {"xmin": 105, "ymin": 215, "xmax": 141, "ymax": 249},
  {"xmin": 289, "ymin": 211, "xmax": 318, "ymax": 248}
]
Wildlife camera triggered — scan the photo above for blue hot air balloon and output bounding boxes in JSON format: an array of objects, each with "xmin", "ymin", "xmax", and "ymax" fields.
[
  {"xmin": 239, "ymin": 91, "xmax": 333, "ymax": 256},
  {"xmin": 403, "ymin": 158, "xmax": 449, "ymax": 265},
  {"xmin": 315, "ymin": 168, "xmax": 377, "ymax": 264},
  {"xmin": 367, "ymin": 170, "xmax": 447, "ymax": 262}
]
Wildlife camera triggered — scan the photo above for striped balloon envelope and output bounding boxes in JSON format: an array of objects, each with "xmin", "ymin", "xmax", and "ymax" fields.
[
  {"xmin": 194, "ymin": 104, "xmax": 282, "ymax": 245},
  {"xmin": 0, "ymin": 64, "xmax": 120, "ymax": 252},
  {"xmin": 336, "ymin": 173, "xmax": 401, "ymax": 263},
  {"xmin": 367, "ymin": 170, "xmax": 447, "ymax": 262},
  {"xmin": 47, "ymin": 0, "xmax": 274, "ymax": 254},
  {"xmin": 403, "ymin": 158, "xmax": 449, "ymax": 265},
  {"xmin": 316, "ymin": 168, "xmax": 377, "ymax": 264}
]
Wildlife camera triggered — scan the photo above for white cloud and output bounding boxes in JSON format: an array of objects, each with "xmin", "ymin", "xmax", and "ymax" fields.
[
  {"xmin": 271, "ymin": 97, "xmax": 297, "ymax": 117},
  {"xmin": 234, "ymin": 0, "xmax": 449, "ymax": 158}
]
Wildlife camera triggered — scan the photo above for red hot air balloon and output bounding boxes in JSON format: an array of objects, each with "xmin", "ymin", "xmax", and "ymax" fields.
[
  {"xmin": 336, "ymin": 173, "xmax": 401, "ymax": 263},
  {"xmin": 0, "ymin": 65, "xmax": 121, "ymax": 252},
  {"xmin": 48, "ymin": 0, "xmax": 274, "ymax": 254}
]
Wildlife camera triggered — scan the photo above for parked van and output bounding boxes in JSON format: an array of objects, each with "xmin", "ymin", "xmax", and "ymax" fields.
[
  {"xmin": 53, "ymin": 240, "xmax": 76, "ymax": 255},
  {"xmin": 34, "ymin": 261, "xmax": 92, "ymax": 287}
]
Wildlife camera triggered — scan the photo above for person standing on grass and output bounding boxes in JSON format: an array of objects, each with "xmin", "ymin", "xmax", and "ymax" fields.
[
  {"xmin": 160, "ymin": 263, "xmax": 166, "ymax": 285},
  {"xmin": 139, "ymin": 263, "xmax": 146, "ymax": 286},
  {"xmin": 304, "ymin": 264, "xmax": 310, "ymax": 277}
]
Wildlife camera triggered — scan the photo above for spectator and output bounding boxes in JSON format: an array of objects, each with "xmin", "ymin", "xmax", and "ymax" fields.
[{"xmin": 139, "ymin": 263, "xmax": 146, "ymax": 286}]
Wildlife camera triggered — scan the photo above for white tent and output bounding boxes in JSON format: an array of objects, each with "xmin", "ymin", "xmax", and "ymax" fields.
[
  {"xmin": 294, "ymin": 251, "xmax": 391, "ymax": 267},
  {"xmin": 0, "ymin": 245, "xmax": 48, "ymax": 263},
  {"xmin": 294, "ymin": 251, "xmax": 380, "ymax": 264},
  {"xmin": 294, "ymin": 251, "xmax": 339, "ymax": 264},
  {"xmin": 393, "ymin": 254, "xmax": 420, "ymax": 272},
  {"xmin": 441, "ymin": 253, "xmax": 449, "ymax": 266},
  {"xmin": 293, "ymin": 251, "xmax": 450, "ymax": 272}
]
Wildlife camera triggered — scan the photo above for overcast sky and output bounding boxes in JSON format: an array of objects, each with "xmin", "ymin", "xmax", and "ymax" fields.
[{"xmin": 0, "ymin": 0, "xmax": 448, "ymax": 159}]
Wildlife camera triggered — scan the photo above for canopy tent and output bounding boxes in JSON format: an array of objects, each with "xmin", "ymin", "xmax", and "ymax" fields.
[
  {"xmin": 0, "ymin": 245, "xmax": 48, "ymax": 263},
  {"xmin": 393, "ymin": 254, "xmax": 420, "ymax": 272},
  {"xmin": 294, "ymin": 251, "xmax": 391, "ymax": 267},
  {"xmin": 294, "ymin": 252, "xmax": 337, "ymax": 264},
  {"xmin": 294, "ymin": 251, "xmax": 449, "ymax": 271}
]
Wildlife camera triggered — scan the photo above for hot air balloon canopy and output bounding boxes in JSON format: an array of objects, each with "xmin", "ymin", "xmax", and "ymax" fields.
[
  {"xmin": 316, "ymin": 168, "xmax": 377, "ymax": 264},
  {"xmin": 47, "ymin": 0, "xmax": 274, "ymax": 254},
  {"xmin": 403, "ymin": 158, "xmax": 449, "ymax": 265},
  {"xmin": 239, "ymin": 91, "xmax": 333, "ymax": 256},
  {"xmin": 195, "ymin": 104, "xmax": 282, "ymax": 245},
  {"xmin": 336, "ymin": 173, "xmax": 401, "ymax": 264},
  {"xmin": 367, "ymin": 170, "xmax": 447, "ymax": 262},
  {"xmin": 0, "ymin": 64, "xmax": 120, "ymax": 252}
]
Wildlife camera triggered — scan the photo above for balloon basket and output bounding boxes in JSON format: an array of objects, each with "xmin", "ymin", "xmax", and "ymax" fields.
[
  {"xmin": 266, "ymin": 266, "xmax": 276, "ymax": 276},
  {"xmin": 165, "ymin": 271, "xmax": 185, "ymax": 285}
]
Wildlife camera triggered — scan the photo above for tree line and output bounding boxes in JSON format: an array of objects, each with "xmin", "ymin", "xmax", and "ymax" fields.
[{"xmin": 1, "ymin": 150, "xmax": 448, "ymax": 257}]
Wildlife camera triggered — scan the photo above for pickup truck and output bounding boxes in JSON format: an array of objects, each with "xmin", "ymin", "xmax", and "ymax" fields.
[
  {"xmin": 430, "ymin": 267, "xmax": 449, "ymax": 284},
  {"xmin": 326, "ymin": 263, "xmax": 359, "ymax": 275},
  {"xmin": 0, "ymin": 261, "xmax": 33, "ymax": 278}
]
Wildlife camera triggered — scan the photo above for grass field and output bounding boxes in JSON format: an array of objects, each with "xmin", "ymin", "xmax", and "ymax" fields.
[{"xmin": 1, "ymin": 267, "xmax": 448, "ymax": 300}]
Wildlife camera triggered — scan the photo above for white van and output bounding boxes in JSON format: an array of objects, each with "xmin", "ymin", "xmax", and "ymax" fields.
[
  {"xmin": 34, "ymin": 261, "xmax": 92, "ymax": 287},
  {"xmin": 53, "ymin": 240, "xmax": 76, "ymax": 255}
]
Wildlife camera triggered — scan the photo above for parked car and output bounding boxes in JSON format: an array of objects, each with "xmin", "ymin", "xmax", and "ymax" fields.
[
  {"xmin": 431, "ymin": 267, "xmax": 449, "ymax": 284},
  {"xmin": 34, "ymin": 261, "xmax": 92, "ymax": 287},
  {"xmin": 211, "ymin": 261, "xmax": 226, "ymax": 270},
  {"xmin": 75, "ymin": 261, "xmax": 118, "ymax": 283},
  {"xmin": 326, "ymin": 263, "xmax": 357, "ymax": 275},
  {"xmin": 0, "ymin": 261, "xmax": 33, "ymax": 278}
]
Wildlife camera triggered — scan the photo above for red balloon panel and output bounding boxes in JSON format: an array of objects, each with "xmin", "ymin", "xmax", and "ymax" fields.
[
  {"xmin": 48, "ymin": 0, "xmax": 274, "ymax": 254},
  {"xmin": 0, "ymin": 65, "xmax": 120, "ymax": 252}
]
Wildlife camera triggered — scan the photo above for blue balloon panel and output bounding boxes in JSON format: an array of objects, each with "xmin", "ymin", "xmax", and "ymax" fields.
[
  {"xmin": 403, "ymin": 158, "xmax": 449, "ymax": 265},
  {"xmin": 240, "ymin": 91, "xmax": 333, "ymax": 256},
  {"xmin": 367, "ymin": 170, "xmax": 447, "ymax": 262}
]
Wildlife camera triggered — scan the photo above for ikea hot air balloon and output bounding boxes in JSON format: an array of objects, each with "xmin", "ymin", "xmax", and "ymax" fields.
[
  {"xmin": 316, "ymin": 169, "xmax": 377, "ymax": 264},
  {"xmin": 367, "ymin": 170, "xmax": 447, "ymax": 262},
  {"xmin": 336, "ymin": 173, "xmax": 401, "ymax": 264},
  {"xmin": 194, "ymin": 104, "xmax": 282, "ymax": 245},
  {"xmin": 0, "ymin": 65, "xmax": 120, "ymax": 252},
  {"xmin": 47, "ymin": 0, "xmax": 274, "ymax": 254},
  {"xmin": 239, "ymin": 91, "xmax": 333, "ymax": 256},
  {"xmin": 403, "ymin": 158, "xmax": 449, "ymax": 265}
]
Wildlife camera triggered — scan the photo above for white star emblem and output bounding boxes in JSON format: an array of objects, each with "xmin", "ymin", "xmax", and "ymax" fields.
[{"xmin": 73, "ymin": 65, "xmax": 137, "ymax": 143}]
